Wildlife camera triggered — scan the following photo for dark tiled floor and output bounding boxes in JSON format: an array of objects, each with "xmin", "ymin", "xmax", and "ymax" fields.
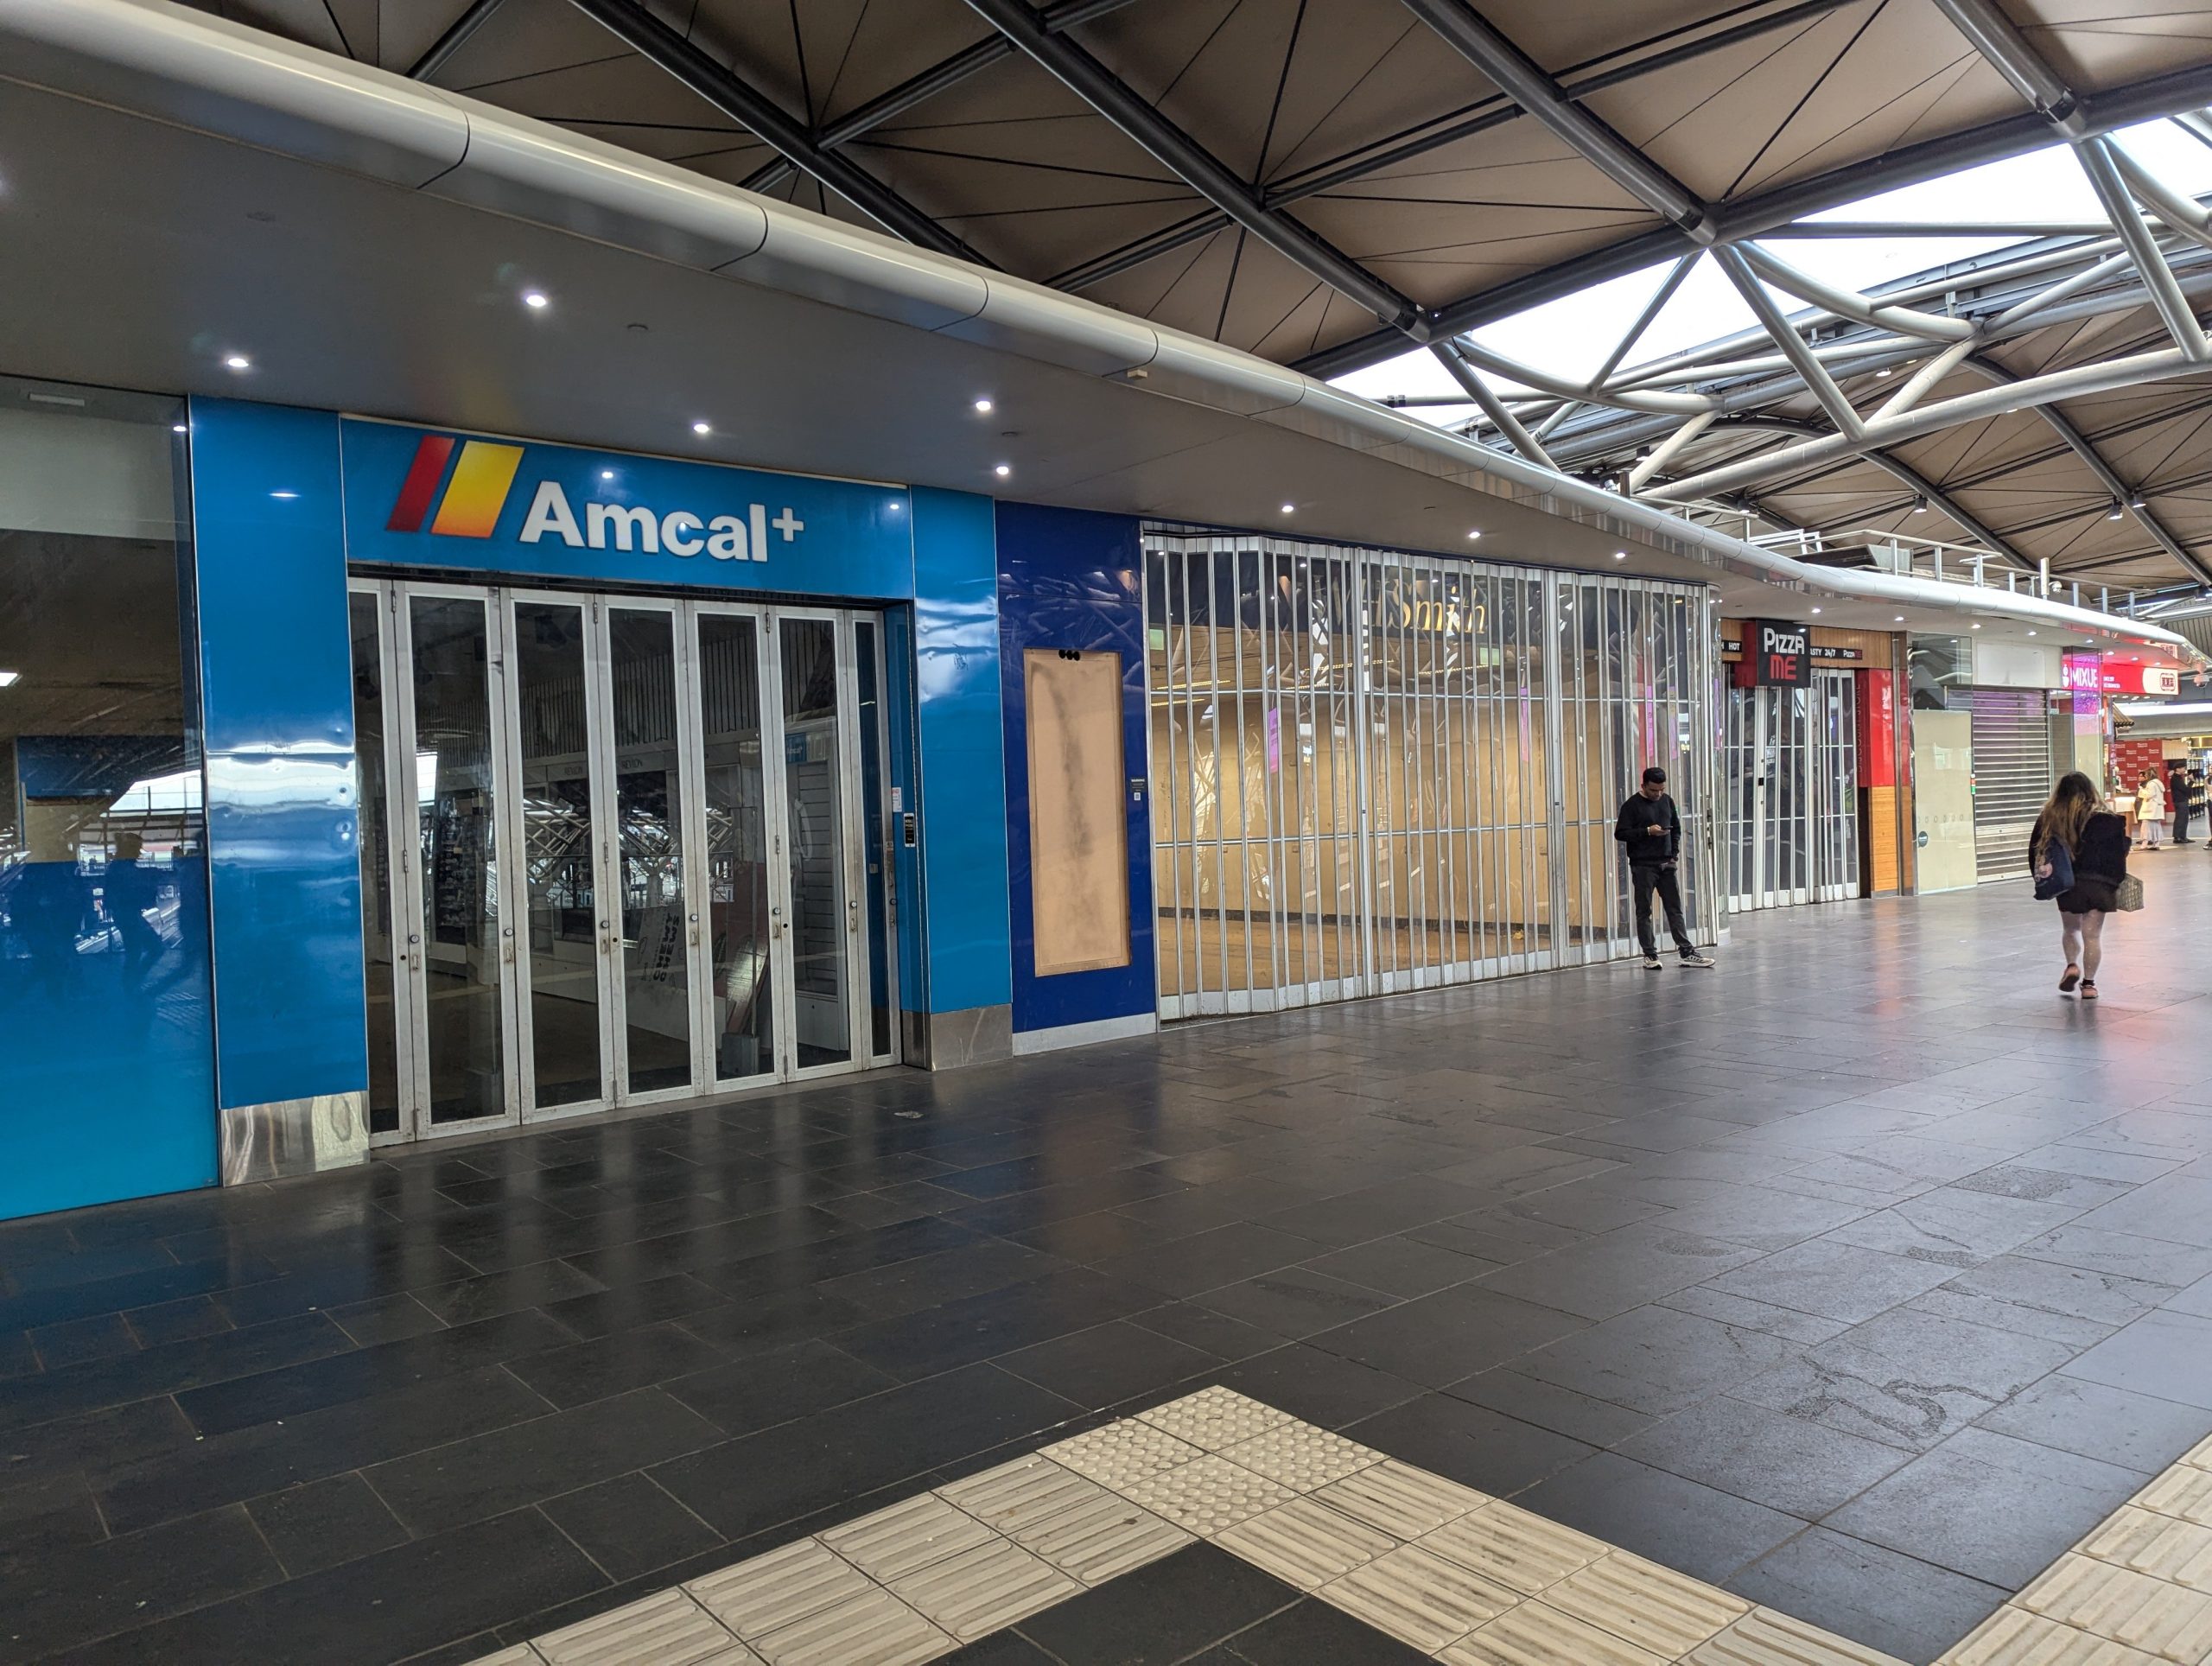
[{"xmin": 4, "ymin": 862, "xmax": 2212, "ymax": 1663}]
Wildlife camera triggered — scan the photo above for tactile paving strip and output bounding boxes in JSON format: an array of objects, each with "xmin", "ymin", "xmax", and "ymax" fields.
[
  {"xmin": 474, "ymin": 1382, "xmax": 2126, "ymax": 1666},
  {"xmin": 1218, "ymin": 1421, "xmax": 1385, "ymax": 1491},
  {"xmin": 532, "ymin": 1591, "xmax": 753, "ymax": 1666},
  {"xmin": 1121, "ymin": 1453, "xmax": 1297, "ymax": 1536},
  {"xmin": 1042, "ymin": 1418, "xmax": 1204, "ymax": 1487},
  {"xmin": 938, "ymin": 1455, "xmax": 1105, "ymax": 1536},
  {"xmin": 1688, "ymin": 1607, "xmax": 1909, "ymax": 1665},
  {"xmin": 1543, "ymin": 1553, "xmax": 1750, "ymax": 1658},
  {"xmin": 1941, "ymin": 1606, "xmax": 2165, "ymax": 1665},
  {"xmin": 1319, "ymin": 1542, "xmax": 1522, "ymax": 1653},
  {"xmin": 821, "ymin": 1494, "xmax": 995, "ymax": 1584},
  {"xmin": 2080, "ymin": 1506, "xmax": 2212, "ymax": 1592},
  {"xmin": 1442, "ymin": 1599, "xmax": 1673, "ymax": 1666},
  {"xmin": 1315, "ymin": 1459, "xmax": 1491, "ymax": 1541},
  {"xmin": 1008, "ymin": 1487, "xmax": 1192, "ymax": 1586},
  {"xmin": 1418, "ymin": 1502, "xmax": 1610, "ymax": 1595},
  {"xmin": 887, "ymin": 1537, "xmax": 1079, "ymax": 1641},
  {"xmin": 1214, "ymin": 1497, "xmax": 1396, "ymax": 1591},
  {"xmin": 747, "ymin": 1587, "xmax": 953, "ymax": 1666},
  {"xmin": 688, "ymin": 1540, "xmax": 874, "ymax": 1642},
  {"xmin": 2012, "ymin": 1554, "xmax": 2212, "ymax": 1663},
  {"xmin": 1135, "ymin": 1386, "xmax": 1292, "ymax": 1451}
]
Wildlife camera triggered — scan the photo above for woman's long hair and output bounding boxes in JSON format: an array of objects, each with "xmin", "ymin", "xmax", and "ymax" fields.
[{"xmin": 2034, "ymin": 771, "xmax": 2100, "ymax": 862}]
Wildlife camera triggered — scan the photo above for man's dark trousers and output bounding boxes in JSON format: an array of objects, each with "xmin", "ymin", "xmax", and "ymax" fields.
[{"xmin": 1632, "ymin": 862, "xmax": 1696, "ymax": 959}]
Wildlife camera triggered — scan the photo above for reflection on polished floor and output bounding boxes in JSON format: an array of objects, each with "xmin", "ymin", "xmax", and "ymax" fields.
[{"xmin": 3, "ymin": 862, "xmax": 2212, "ymax": 1663}]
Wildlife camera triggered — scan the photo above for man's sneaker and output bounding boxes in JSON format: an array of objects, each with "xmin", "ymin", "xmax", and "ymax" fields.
[
  {"xmin": 1679, "ymin": 953, "xmax": 1715, "ymax": 969},
  {"xmin": 1643, "ymin": 956, "xmax": 1664, "ymax": 970}
]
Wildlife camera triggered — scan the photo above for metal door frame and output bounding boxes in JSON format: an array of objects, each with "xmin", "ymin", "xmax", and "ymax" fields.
[{"xmin": 352, "ymin": 581, "xmax": 893, "ymax": 1147}]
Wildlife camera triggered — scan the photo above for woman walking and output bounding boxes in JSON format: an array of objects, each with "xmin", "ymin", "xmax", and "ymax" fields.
[
  {"xmin": 2137, "ymin": 767, "xmax": 2167, "ymax": 849},
  {"xmin": 2031, "ymin": 771, "xmax": 2129, "ymax": 1000}
]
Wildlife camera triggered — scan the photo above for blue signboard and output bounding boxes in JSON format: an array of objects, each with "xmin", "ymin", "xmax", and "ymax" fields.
[{"xmin": 339, "ymin": 418, "xmax": 917, "ymax": 599}]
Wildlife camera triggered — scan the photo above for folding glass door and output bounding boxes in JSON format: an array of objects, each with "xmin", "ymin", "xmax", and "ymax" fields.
[{"xmin": 347, "ymin": 582, "xmax": 893, "ymax": 1143}]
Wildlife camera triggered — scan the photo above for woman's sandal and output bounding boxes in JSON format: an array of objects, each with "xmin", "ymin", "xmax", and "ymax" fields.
[
  {"xmin": 2060, "ymin": 964, "xmax": 2082, "ymax": 993},
  {"xmin": 2082, "ymin": 981, "xmax": 2099, "ymax": 1001}
]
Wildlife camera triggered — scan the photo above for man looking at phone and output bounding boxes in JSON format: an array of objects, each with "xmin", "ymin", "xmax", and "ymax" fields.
[{"xmin": 1615, "ymin": 766, "xmax": 1714, "ymax": 971}]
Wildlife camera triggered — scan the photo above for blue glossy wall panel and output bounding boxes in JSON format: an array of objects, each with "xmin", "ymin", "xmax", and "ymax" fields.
[
  {"xmin": 191, "ymin": 400, "xmax": 368, "ymax": 1109},
  {"xmin": 0, "ymin": 443, "xmax": 217, "ymax": 1220},
  {"xmin": 908, "ymin": 487, "xmax": 1011, "ymax": 1014},
  {"xmin": 882, "ymin": 606, "xmax": 927, "ymax": 1009},
  {"xmin": 995, "ymin": 503, "xmax": 1155, "ymax": 1033}
]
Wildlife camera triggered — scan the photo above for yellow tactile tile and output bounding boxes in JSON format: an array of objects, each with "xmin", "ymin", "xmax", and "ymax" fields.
[
  {"xmin": 1215, "ymin": 1496, "xmax": 1397, "ymax": 1590},
  {"xmin": 1542, "ymin": 1551, "xmax": 1751, "ymax": 1658},
  {"xmin": 1441, "ymin": 1598, "xmax": 1673, "ymax": 1666},
  {"xmin": 1319, "ymin": 1542, "xmax": 1523, "ymax": 1653},
  {"xmin": 1041, "ymin": 1419, "xmax": 1204, "ymax": 1488},
  {"xmin": 819, "ymin": 1493, "xmax": 996, "ymax": 1584},
  {"xmin": 1217, "ymin": 1420, "xmax": 1385, "ymax": 1491},
  {"xmin": 532, "ymin": 1590, "xmax": 749, "ymax": 1666},
  {"xmin": 1418, "ymin": 1502, "xmax": 1611, "ymax": 1595},
  {"xmin": 885, "ymin": 1536, "xmax": 1079, "ymax": 1642},
  {"xmin": 1941, "ymin": 1605, "xmax": 2169, "ymax": 1665},
  {"xmin": 1120, "ymin": 1452, "xmax": 1296, "ymax": 1536},
  {"xmin": 1135, "ymin": 1386, "xmax": 1292, "ymax": 1451},
  {"xmin": 1689, "ymin": 1606, "xmax": 1910, "ymax": 1665},
  {"xmin": 937, "ymin": 1455, "xmax": 1104, "ymax": 1536},
  {"xmin": 746, "ymin": 1587, "xmax": 954, "ymax": 1666},
  {"xmin": 1313, "ymin": 1458, "xmax": 1490, "ymax": 1540},
  {"xmin": 1007, "ymin": 1486, "xmax": 1191, "ymax": 1586},
  {"xmin": 2081, "ymin": 1504, "xmax": 2212, "ymax": 1593},
  {"xmin": 2135, "ymin": 1465, "xmax": 2212, "ymax": 1529},
  {"xmin": 2013, "ymin": 1553, "xmax": 2212, "ymax": 1663},
  {"xmin": 687, "ymin": 1540, "xmax": 875, "ymax": 1644}
]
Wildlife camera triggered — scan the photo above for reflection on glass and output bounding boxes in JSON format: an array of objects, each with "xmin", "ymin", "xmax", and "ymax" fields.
[
  {"xmin": 608, "ymin": 608, "xmax": 691, "ymax": 1095},
  {"xmin": 0, "ymin": 379, "xmax": 215, "ymax": 1219},
  {"xmin": 410, "ymin": 594, "xmax": 505, "ymax": 1123},
  {"xmin": 700, "ymin": 614, "xmax": 775, "ymax": 1082},
  {"xmin": 781, "ymin": 617, "xmax": 852, "ymax": 1067},
  {"xmin": 348, "ymin": 594, "xmax": 402, "ymax": 1134},
  {"xmin": 513, "ymin": 601, "xmax": 602, "ymax": 1109},
  {"xmin": 855, "ymin": 620, "xmax": 893, "ymax": 1059}
]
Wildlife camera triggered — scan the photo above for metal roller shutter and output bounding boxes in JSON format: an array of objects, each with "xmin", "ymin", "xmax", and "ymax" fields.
[{"xmin": 1968, "ymin": 688, "xmax": 2054, "ymax": 882}]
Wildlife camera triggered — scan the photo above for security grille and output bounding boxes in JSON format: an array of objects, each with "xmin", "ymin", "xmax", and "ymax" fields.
[
  {"xmin": 1144, "ymin": 532, "xmax": 1714, "ymax": 1021},
  {"xmin": 1968, "ymin": 688, "xmax": 2055, "ymax": 882}
]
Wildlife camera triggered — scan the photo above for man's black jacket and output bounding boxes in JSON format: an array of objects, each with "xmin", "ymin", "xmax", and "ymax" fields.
[{"xmin": 1615, "ymin": 792, "xmax": 1681, "ymax": 864}]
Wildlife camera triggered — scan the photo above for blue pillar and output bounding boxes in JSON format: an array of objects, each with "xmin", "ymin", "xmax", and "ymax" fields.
[
  {"xmin": 905, "ymin": 486, "xmax": 1012, "ymax": 1065},
  {"xmin": 190, "ymin": 400, "xmax": 368, "ymax": 1167}
]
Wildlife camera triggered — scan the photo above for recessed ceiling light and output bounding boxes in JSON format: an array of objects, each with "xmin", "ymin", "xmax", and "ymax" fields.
[
  {"xmin": 224, "ymin": 354, "xmax": 251, "ymax": 372},
  {"xmin": 600, "ymin": 469, "xmax": 615, "ymax": 480},
  {"xmin": 1613, "ymin": 550, "xmax": 1628, "ymax": 560},
  {"xmin": 523, "ymin": 290, "xmax": 549, "ymax": 309},
  {"xmin": 0, "ymin": 671, "xmax": 17, "ymax": 688},
  {"xmin": 2027, "ymin": 629, "xmax": 2037, "ymax": 636},
  {"xmin": 1895, "ymin": 615, "xmax": 1905, "ymax": 623},
  {"xmin": 1876, "ymin": 366, "xmax": 1892, "ymax": 378},
  {"xmin": 691, "ymin": 421, "xmax": 711, "ymax": 436},
  {"xmin": 1810, "ymin": 607, "xmax": 1821, "ymax": 614},
  {"xmin": 1972, "ymin": 622, "xmax": 1982, "ymax": 629},
  {"xmin": 1281, "ymin": 503, "xmax": 1294, "ymax": 515},
  {"xmin": 270, "ymin": 490, "xmax": 298, "ymax": 500},
  {"xmin": 1466, "ymin": 529, "xmax": 1482, "ymax": 541},
  {"xmin": 171, "ymin": 423, "xmax": 187, "ymax": 434},
  {"xmin": 995, "ymin": 463, "xmax": 1011, "ymax": 477},
  {"xmin": 974, "ymin": 397, "xmax": 994, "ymax": 414}
]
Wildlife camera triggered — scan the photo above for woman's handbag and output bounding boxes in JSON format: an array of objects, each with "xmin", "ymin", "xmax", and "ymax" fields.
[
  {"xmin": 2116, "ymin": 874, "xmax": 2145, "ymax": 912},
  {"xmin": 2033, "ymin": 838, "xmax": 2075, "ymax": 900}
]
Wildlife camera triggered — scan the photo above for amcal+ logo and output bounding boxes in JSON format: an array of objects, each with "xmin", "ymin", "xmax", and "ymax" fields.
[{"xmin": 385, "ymin": 435, "xmax": 803, "ymax": 561}]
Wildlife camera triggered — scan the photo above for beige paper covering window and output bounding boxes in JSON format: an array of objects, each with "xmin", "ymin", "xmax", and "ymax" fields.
[{"xmin": 1025, "ymin": 649, "xmax": 1130, "ymax": 976}]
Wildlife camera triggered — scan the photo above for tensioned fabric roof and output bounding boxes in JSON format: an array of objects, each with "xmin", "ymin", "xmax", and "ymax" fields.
[{"xmin": 183, "ymin": 0, "xmax": 2212, "ymax": 591}]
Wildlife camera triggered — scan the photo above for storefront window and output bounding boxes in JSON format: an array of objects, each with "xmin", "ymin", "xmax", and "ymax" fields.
[
  {"xmin": 1908, "ymin": 633, "xmax": 1973, "ymax": 709},
  {"xmin": 0, "ymin": 376, "xmax": 214, "ymax": 1218}
]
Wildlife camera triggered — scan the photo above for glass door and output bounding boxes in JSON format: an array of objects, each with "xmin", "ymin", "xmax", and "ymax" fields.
[{"xmin": 349, "ymin": 582, "xmax": 893, "ymax": 1144}]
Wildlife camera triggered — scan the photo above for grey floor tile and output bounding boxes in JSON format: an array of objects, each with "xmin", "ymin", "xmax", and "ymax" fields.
[
  {"xmin": 2058, "ymin": 1307, "xmax": 2212, "ymax": 1408},
  {"xmin": 1515, "ymin": 1451, "xmax": 1809, "ymax": 1586},
  {"xmin": 1475, "ymin": 1220, "xmax": 1765, "ymax": 1322},
  {"xmin": 1513, "ymin": 1303, "xmax": 1801, "ymax": 1418},
  {"xmin": 1726, "ymin": 1527, "xmax": 2008, "ymax": 1665},
  {"xmin": 1705, "ymin": 1239, "xmax": 1959, "ymax": 1326},
  {"xmin": 1612, "ymin": 1393, "xmax": 1912, "ymax": 1518}
]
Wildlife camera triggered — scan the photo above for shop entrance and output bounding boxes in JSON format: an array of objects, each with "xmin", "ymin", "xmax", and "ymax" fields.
[
  {"xmin": 346, "ymin": 580, "xmax": 896, "ymax": 1142},
  {"xmin": 1724, "ymin": 674, "xmax": 1859, "ymax": 912}
]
